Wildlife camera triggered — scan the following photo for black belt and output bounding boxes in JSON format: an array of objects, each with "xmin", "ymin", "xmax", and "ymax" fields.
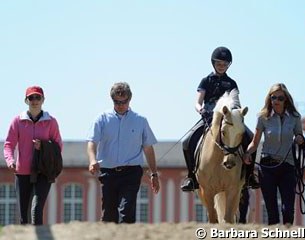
[
  {"xmin": 104, "ymin": 165, "xmax": 140, "ymax": 172},
  {"xmin": 260, "ymin": 155, "xmax": 282, "ymax": 165},
  {"xmin": 265, "ymin": 159, "xmax": 281, "ymax": 164}
]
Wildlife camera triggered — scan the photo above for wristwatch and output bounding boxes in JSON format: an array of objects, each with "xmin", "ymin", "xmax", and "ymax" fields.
[{"xmin": 151, "ymin": 172, "xmax": 158, "ymax": 177}]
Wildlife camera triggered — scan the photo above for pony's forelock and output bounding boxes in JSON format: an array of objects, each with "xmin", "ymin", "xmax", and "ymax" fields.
[{"xmin": 213, "ymin": 89, "xmax": 240, "ymax": 113}]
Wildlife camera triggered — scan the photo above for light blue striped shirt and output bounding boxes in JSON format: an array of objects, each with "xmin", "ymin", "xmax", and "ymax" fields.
[
  {"xmin": 256, "ymin": 110, "xmax": 302, "ymax": 165},
  {"xmin": 87, "ymin": 109, "xmax": 157, "ymax": 168}
]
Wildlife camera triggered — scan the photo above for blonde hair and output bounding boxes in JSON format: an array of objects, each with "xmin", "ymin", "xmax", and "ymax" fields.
[{"xmin": 259, "ymin": 83, "xmax": 300, "ymax": 119}]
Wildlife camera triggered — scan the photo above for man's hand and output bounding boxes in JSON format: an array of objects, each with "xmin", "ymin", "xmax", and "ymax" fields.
[
  {"xmin": 89, "ymin": 161, "xmax": 100, "ymax": 175},
  {"xmin": 150, "ymin": 174, "xmax": 160, "ymax": 194}
]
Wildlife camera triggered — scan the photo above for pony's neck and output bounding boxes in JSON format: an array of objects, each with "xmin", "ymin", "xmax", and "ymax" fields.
[{"xmin": 210, "ymin": 112, "xmax": 223, "ymax": 140}]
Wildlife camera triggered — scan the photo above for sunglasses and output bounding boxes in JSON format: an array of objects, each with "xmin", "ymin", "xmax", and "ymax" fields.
[
  {"xmin": 113, "ymin": 98, "xmax": 129, "ymax": 105},
  {"xmin": 270, "ymin": 95, "xmax": 285, "ymax": 102},
  {"xmin": 28, "ymin": 95, "xmax": 42, "ymax": 101}
]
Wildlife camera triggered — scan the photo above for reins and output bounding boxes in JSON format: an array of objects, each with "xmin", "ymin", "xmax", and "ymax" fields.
[
  {"xmin": 292, "ymin": 142, "xmax": 305, "ymax": 214},
  {"xmin": 156, "ymin": 118, "xmax": 202, "ymax": 164},
  {"xmin": 255, "ymin": 146, "xmax": 291, "ymax": 169}
]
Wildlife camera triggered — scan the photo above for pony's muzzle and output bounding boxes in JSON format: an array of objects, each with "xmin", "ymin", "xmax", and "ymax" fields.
[{"xmin": 223, "ymin": 158, "xmax": 236, "ymax": 169}]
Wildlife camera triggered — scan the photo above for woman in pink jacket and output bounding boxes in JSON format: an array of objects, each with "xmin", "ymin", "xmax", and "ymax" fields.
[{"xmin": 3, "ymin": 86, "xmax": 62, "ymax": 225}]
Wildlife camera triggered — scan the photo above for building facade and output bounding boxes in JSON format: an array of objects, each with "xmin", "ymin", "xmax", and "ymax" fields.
[{"xmin": 0, "ymin": 141, "xmax": 304, "ymax": 225}]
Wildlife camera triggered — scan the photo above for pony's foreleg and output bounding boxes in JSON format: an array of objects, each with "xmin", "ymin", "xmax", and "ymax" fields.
[
  {"xmin": 197, "ymin": 186, "xmax": 206, "ymax": 206},
  {"xmin": 198, "ymin": 187, "xmax": 217, "ymax": 223},
  {"xmin": 214, "ymin": 192, "xmax": 226, "ymax": 223},
  {"xmin": 204, "ymin": 192, "xmax": 218, "ymax": 223},
  {"xmin": 224, "ymin": 189, "xmax": 242, "ymax": 223}
]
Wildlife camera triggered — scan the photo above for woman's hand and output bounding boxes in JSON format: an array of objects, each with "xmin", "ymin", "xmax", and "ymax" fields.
[
  {"xmin": 8, "ymin": 163, "xmax": 16, "ymax": 173},
  {"xmin": 295, "ymin": 135, "xmax": 305, "ymax": 145},
  {"xmin": 243, "ymin": 152, "xmax": 252, "ymax": 165},
  {"xmin": 33, "ymin": 139, "xmax": 41, "ymax": 150}
]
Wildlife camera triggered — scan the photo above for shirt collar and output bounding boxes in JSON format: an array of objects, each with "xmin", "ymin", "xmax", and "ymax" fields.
[
  {"xmin": 20, "ymin": 110, "xmax": 51, "ymax": 121},
  {"xmin": 210, "ymin": 72, "xmax": 228, "ymax": 80},
  {"xmin": 113, "ymin": 108, "xmax": 131, "ymax": 118},
  {"xmin": 270, "ymin": 109, "xmax": 290, "ymax": 117}
]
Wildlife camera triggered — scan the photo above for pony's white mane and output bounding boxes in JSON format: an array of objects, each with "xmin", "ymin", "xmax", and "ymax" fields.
[{"xmin": 213, "ymin": 89, "xmax": 241, "ymax": 113}]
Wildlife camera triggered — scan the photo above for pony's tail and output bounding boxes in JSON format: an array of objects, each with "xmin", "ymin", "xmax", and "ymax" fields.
[{"xmin": 214, "ymin": 192, "xmax": 226, "ymax": 223}]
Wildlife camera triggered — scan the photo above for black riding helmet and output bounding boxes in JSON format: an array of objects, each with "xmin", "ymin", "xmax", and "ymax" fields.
[{"xmin": 211, "ymin": 46, "xmax": 232, "ymax": 65}]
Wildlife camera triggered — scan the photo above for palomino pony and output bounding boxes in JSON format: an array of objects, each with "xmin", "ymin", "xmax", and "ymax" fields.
[{"xmin": 196, "ymin": 90, "xmax": 248, "ymax": 223}]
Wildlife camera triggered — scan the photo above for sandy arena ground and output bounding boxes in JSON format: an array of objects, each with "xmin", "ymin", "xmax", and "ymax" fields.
[{"xmin": 1, "ymin": 222, "xmax": 305, "ymax": 240}]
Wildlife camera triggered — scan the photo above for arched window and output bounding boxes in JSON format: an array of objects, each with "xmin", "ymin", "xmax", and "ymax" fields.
[
  {"xmin": 63, "ymin": 184, "xmax": 83, "ymax": 222},
  {"xmin": 0, "ymin": 184, "xmax": 17, "ymax": 225},
  {"xmin": 136, "ymin": 185, "xmax": 149, "ymax": 223}
]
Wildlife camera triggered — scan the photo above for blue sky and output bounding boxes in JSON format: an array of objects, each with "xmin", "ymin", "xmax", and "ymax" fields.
[{"xmin": 0, "ymin": 0, "xmax": 304, "ymax": 141}]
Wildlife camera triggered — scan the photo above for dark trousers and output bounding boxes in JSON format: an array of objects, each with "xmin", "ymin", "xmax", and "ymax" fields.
[
  {"xmin": 99, "ymin": 165, "xmax": 143, "ymax": 223},
  {"xmin": 259, "ymin": 162, "xmax": 296, "ymax": 225},
  {"xmin": 238, "ymin": 187, "xmax": 249, "ymax": 223},
  {"xmin": 15, "ymin": 174, "xmax": 51, "ymax": 225}
]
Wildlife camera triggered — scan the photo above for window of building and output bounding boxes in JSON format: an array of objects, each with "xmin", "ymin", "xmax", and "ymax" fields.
[
  {"xmin": 136, "ymin": 185, "xmax": 149, "ymax": 223},
  {"xmin": 0, "ymin": 184, "xmax": 17, "ymax": 225},
  {"xmin": 63, "ymin": 184, "xmax": 83, "ymax": 222},
  {"xmin": 194, "ymin": 194, "xmax": 208, "ymax": 222}
]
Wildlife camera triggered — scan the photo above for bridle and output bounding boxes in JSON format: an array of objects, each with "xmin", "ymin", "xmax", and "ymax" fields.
[{"xmin": 213, "ymin": 116, "xmax": 243, "ymax": 156}]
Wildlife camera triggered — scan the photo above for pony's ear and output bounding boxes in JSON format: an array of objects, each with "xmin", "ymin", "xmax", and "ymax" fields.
[
  {"xmin": 240, "ymin": 107, "xmax": 248, "ymax": 116},
  {"xmin": 222, "ymin": 106, "xmax": 229, "ymax": 115}
]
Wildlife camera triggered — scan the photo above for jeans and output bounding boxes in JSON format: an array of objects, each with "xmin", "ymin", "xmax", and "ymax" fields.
[
  {"xmin": 15, "ymin": 174, "xmax": 51, "ymax": 225},
  {"xmin": 259, "ymin": 162, "xmax": 296, "ymax": 225},
  {"xmin": 99, "ymin": 165, "xmax": 143, "ymax": 223}
]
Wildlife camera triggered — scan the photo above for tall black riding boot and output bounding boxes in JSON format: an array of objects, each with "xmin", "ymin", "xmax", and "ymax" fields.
[{"xmin": 181, "ymin": 149, "xmax": 199, "ymax": 192}]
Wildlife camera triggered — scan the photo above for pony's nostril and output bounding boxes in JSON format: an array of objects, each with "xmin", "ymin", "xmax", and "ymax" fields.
[{"xmin": 223, "ymin": 161, "xmax": 236, "ymax": 169}]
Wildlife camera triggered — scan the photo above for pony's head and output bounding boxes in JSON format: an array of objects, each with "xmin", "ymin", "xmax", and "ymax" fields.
[{"xmin": 211, "ymin": 90, "xmax": 248, "ymax": 170}]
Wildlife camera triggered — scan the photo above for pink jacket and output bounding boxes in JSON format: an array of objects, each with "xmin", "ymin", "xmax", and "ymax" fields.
[{"xmin": 4, "ymin": 111, "xmax": 63, "ymax": 175}]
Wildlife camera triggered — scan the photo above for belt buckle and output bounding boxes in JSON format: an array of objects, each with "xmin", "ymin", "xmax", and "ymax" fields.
[{"xmin": 115, "ymin": 167, "xmax": 123, "ymax": 172}]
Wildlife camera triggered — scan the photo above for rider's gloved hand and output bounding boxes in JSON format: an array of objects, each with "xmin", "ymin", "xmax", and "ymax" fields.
[
  {"xmin": 201, "ymin": 109, "xmax": 211, "ymax": 119},
  {"xmin": 199, "ymin": 108, "xmax": 206, "ymax": 116}
]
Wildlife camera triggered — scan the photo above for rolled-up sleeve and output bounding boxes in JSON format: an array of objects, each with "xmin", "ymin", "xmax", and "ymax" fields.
[{"xmin": 142, "ymin": 118, "xmax": 157, "ymax": 146}]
